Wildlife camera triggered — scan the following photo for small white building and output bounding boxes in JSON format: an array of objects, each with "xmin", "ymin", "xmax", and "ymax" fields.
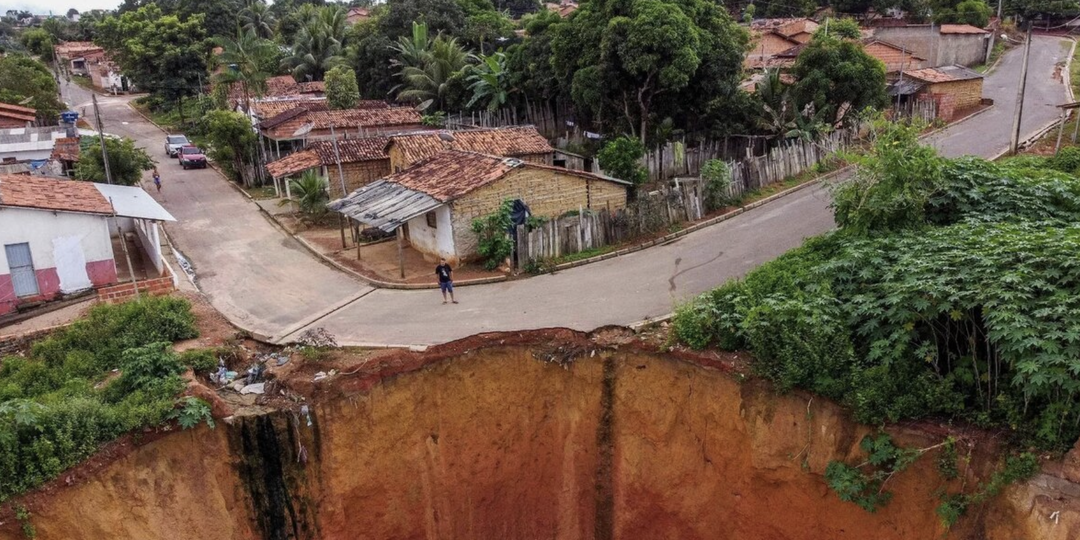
[{"xmin": 0, "ymin": 175, "xmax": 175, "ymax": 315}]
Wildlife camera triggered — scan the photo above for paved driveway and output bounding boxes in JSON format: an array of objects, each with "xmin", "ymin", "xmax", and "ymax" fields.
[{"xmin": 64, "ymin": 36, "xmax": 1072, "ymax": 346}]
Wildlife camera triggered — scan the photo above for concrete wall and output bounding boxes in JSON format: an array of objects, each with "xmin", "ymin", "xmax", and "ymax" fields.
[
  {"xmin": 449, "ymin": 167, "xmax": 628, "ymax": 259},
  {"xmin": 0, "ymin": 118, "xmax": 31, "ymax": 129},
  {"xmin": 873, "ymin": 26, "xmax": 989, "ymax": 67},
  {"xmin": 134, "ymin": 219, "xmax": 163, "ymax": 276},
  {"xmin": 0, "ymin": 208, "xmax": 117, "ymax": 314},
  {"xmin": 406, "ymin": 205, "xmax": 455, "ymax": 262}
]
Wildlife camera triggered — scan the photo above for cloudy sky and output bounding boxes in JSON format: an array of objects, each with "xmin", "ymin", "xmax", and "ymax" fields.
[{"xmin": 2, "ymin": 0, "xmax": 119, "ymax": 15}]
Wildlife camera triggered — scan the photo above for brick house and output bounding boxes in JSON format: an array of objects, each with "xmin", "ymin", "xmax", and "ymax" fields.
[
  {"xmin": 385, "ymin": 126, "xmax": 555, "ymax": 172},
  {"xmin": 330, "ymin": 150, "xmax": 629, "ymax": 265},
  {"xmin": 0, "ymin": 103, "xmax": 36, "ymax": 129},
  {"xmin": 895, "ymin": 65, "xmax": 984, "ymax": 121},
  {"xmin": 745, "ymin": 31, "xmax": 802, "ymax": 70},
  {"xmin": 266, "ymin": 137, "xmax": 390, "ymax": 199},
  {"xmin": 862, "ymin": 39, "xmax": 927, "ymax": 74},
  {"xmin": 259, "ymin": 107, "xmax": 425, "ymax": 150},
  {"xmin": 53, "ymin": 41, "xmax": 105, "ymax": 75},
  {"xmin": 0, "ymin": 176, "xmax": 175, "ymax": 315}
]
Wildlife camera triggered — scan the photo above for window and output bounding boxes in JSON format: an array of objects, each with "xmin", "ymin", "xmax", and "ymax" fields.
[{"xmin": 426, "ymin": 211, "xmax": 437, "ymax": 228}]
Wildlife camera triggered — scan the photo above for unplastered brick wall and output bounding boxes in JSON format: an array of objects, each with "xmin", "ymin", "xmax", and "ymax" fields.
[
  {"xmin": 922, "ymin": 79, "xmax": 983, "ymax": 119},
  {"xmin": 329, "ymin": 159, "xmax": 390, "ymax": 198},
  {"xmin": 97, "ymin": 275, "xmax": 175, "ymax": 304},
  {"xmin": 449, "ymin": 167, "xmax": 628, "ymax": 258}
]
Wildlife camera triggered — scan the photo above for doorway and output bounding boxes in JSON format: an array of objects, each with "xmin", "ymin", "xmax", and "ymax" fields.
[{"xmin": 5, "ymin": 243, "xmax": 39, "ymax": 297}]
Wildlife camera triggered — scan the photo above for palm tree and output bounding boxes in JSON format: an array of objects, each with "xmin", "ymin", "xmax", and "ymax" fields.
[
  {"xmin": 390, "ymin": 24, "xmax": 469, "ymax": 111},
  {"xmin": 239, "ymin": 1, "xmax": 276, "ymax": 40},
  {"xmin": 466, "ymin": 52, "xmax": 512, "ymax": 112},
  {"xmin": 281, "ymin": 170, "xmax": 329, "ymax": 215},
  {"xmin": 282, "ymin": 8, "xmax": 348, "ymax": 82},
  {"xmin": 215, "ymin": 28, "xmax": 279, "ymax": 108}
]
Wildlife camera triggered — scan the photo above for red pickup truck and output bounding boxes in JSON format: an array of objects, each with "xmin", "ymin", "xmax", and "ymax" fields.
[{"xmin": 177, "ymin": 145, "xmax": 207, "ymax": 169}]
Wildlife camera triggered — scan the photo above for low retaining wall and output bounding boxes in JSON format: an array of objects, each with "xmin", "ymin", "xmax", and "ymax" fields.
[
  {"xmin": 0, "ymin": 325, "xmax": 63, "ymax": 355},
  {"xmin": 97, "ymin": 272, "xmax": 176, "ymax": 304}
]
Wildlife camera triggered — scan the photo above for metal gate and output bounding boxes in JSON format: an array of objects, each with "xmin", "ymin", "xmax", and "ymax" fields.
[{"xmin": 5, "ymin": 243, "xmax": 39, "ymax": 297}]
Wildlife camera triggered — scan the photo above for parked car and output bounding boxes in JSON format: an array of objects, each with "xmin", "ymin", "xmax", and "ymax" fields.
[
  {"xmin": 177, "ymin": 145, "xmax": 207, "ymax": 169},
  {"xmin": 165, "ymin": 135, "xmax": 190, "ymax": 157}
]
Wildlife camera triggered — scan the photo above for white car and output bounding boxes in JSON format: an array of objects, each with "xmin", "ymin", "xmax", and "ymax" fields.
[{"xmin": 165, "ymin": 135, "xmax": 190, "ymax": 157}]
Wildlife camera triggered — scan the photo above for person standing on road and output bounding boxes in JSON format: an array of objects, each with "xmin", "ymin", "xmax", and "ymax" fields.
[
  {"xmin": 152, "ymin": 168, "xmax": 161, "ymax": 192},
  {"xmin": 436, "ymin": 258, "xmax": 458, "ymax": 304}
]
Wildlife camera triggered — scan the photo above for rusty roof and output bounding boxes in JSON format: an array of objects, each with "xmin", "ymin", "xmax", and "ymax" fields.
[
  {"xmin": 0, "ymin": 174, "xmax": 113, "ymax": 215},
  {"xmin": 266, "ymin": 149, "xmax": 322, "ymax": 179},
  {"xmin": 50, "ymin": 137, "xmax": 81, "ymax": 162},
  {"xmin": 0, "ymin": 102, "xmax": 37, "ymax": 122},
  {"xmin": 776, "ymin": 18, "xmax": 819, "ymax": 37},
  {"xmin": 251, "ymin": 98, "xmax": 327, "ymax": 121},
  {"xmin": 903, "ymin": 65, "xmax": 983, "ymax": 84},
  {"xmin": 387, "ymin": 126, "xmax": 553, "ymax": 165},
  {"xmin": 267, "ymin": 137, "xmax": 389, "ymax": 178},
  {"xmin": 385, "ymin": 151, "xmax": 518, "ymax": 202},
  {"xmin": 265, "ymin": 107, "xmax": 423, "ymax": 139},
  {"xmin": 940, "ymin": 24, "xmax": 988, "ymax": 34}
]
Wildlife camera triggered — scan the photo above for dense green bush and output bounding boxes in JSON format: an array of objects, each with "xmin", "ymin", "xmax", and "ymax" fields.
[
  {"xmin": 675, "ymin": 128, "xmax": 1080, "ymax": 450},
  {"xmin": 0, "ymin": 297, "xmax": 201, "ymax": 502},
  {"xmin": 471, "ymin": 199, "xmax": 514, "ymax": 270},
  {"xmin": 179, "ymin": 348, "xmax": 219, "ymax": 374}
]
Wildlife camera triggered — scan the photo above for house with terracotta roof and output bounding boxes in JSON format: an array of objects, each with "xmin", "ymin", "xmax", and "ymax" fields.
[
  {"xmin": 50, "ymin": 137, "xmax": 81, "ymax": 176},
  {"xmin": 385, "ymin": 126, "xmax": 554, "ymax": 172},
  {"xmin": 0, "ymin": 175, "xmax": 176, "ymax": 315},
  {"xmin": 330, "ymin": 150, "xmax": 629, "ymax": 265},
  {"xmin": 889, "ymin": 65, "xmax": 984, "ymax": 121},
  {"xmin": 346, "ymin": 7, "xmax": 371, "ymax": 24},
  {"xmin": 862, "ymin": 39, "xmax": 927, "ymax": 74},
  {"xmin": 744, "ymin": 31, "xmax": 802, "ymax": 70},
  {"xmin": 267, "ymin": 137, "xmax": 391, "ymax": 198},
  {"xmin": 0, "ymin": 103, "xmax": 36, "ymax": 129},
  {"xmin": 260, "ymin": 106, "xmax": 426, "ymax": 149},
  {"xmin": 53, "ymin": 41, "xmax": 105, "ymax": 75}
]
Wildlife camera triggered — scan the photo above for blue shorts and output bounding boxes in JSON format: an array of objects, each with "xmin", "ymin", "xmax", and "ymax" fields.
[{"xmin": 440, "ymin": 281, "xmax": 453, "ymax": 293}]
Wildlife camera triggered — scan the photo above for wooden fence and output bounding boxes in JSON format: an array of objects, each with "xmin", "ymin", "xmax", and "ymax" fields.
[
  {"xmin": 891, "ymin": 99, "xmax": 938, "ymax": 123},
  {"xmin": 725, "ymin": 128, "xmax": 852, "ymax": 199},
  {"xmin": 514, "ymin": 180, "xmax": 705, "ymax": 267}
]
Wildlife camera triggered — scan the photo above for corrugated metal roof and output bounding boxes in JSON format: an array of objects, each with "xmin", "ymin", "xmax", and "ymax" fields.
[
  {"xmin": 94, "ymin": 183, "xmax": 176, "ymax": 221},
  {"xmin": 328, "ymin": 179, "xmax": 442, "ymax": 232}
]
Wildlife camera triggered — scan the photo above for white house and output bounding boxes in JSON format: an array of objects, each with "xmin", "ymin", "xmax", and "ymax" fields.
[{"xmin": 0, "ymin": 175, "xmax": 175, "ymax": 315}]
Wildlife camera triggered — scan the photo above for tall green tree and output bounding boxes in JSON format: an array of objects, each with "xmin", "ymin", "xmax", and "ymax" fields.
[
  {"xmin": 239, "ymin": 1, "xmax": 277, "ymax": 39},
  {"xmin": 390, "ymin": 22, "xmax": 469, "ymax": 110},
  {"xmin": 551, "ymin": 0, "xmax": 747, "ymax": 142},
  {"xmin": 96, "ymin": 5, "xmax": 210, "ymax": 104},
  {"xmin": 791, "ymin": 33, "xmax": 887, "ymax": 127},
  {"xmin": 506, "ymin": 11, "xmax": 563, "ymax": 105},
  {"xmin": 325, "ymin": 65, "xmax": 360, "ymax": 108},
  {"xmin": 464, "ymin": 10, "xmax": 513, "ymax": 55},
  {"xmin": 204, "ymin": 110, "xmax": 260, "ymax": 186},
  {"xmin": 597, "ymin": 136, "xmax": 647, "ymax": 185},
  {"xmin": 214, "ymin": 28, "xmax": 279, "ymax": 108},
  {"xmin": 466, "ymin": 52, "xmax": 512, "ymax": 111},
  {"xmin": 282, "ymin": 6, "xmax": 349, "ymax": 81},
  {"xmin": 19, "ymin": 29, "xmax": 54, "ymax": 61},
  {"xmin": 0, "ymin": 55, "xmax": 64, "ymax": 122},
  {"xmin": 74, "ymin": 136, "xmax": 155, "ymax": 186}
]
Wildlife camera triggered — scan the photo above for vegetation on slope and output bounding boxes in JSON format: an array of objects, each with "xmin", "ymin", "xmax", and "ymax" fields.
[
  {"xmin": 674, "ymin": 122, "xmax": 1080, "ymax": 452},
  {"xmin": 0, "ymin": 297, "xmax": 206, "ymax": 502}
]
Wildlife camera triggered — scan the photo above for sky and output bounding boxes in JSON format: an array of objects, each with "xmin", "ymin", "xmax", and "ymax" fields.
[{"xmin": 1, "ymin": 0, "xmax": 120, "ymax": 15}]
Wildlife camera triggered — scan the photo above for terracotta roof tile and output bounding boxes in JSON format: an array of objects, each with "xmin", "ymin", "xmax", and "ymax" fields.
[
  {"xmin": 940, "ymin": 24, "xmax": 988, "ymax": 34},
  {"xmin": 251, "ymin": 98, "xmax": 327, "ymax": 120},
  {"xmin": 383, "ymin": 150, "xmax": 627, "ymax": 201},
  {"xmin": 0, "ymin": 102, "xmax": 37, "ymax": 122},
  {"xmin": 903, "ymin": 65, "xmax": 983, "ymax": 83},
  {"xmin": 265, "ymin": 107, "xmax": 423, "ymax": 139},
  {"xmin": 266, "ymin": 137, "xmax": 389, "ymax": 178},
  {"xmin": 266, "ymin": 149, "xmax": 322, "ymax": 179},
  {"xmin": 387, "ymin": 126, "xmax": 553, "ymax": 166},
  {"xmin": 385, "ymin": 151, "xmax": 518, "ymax": 201},
  {"xmin": 50, "ymin": 137, "xmax": 81, "ymax": 162},
  {"xmin": 0, "ymin": 174, "xmax": 112, "ymax": 215},
  {"xmin": 53, "ymin": 41, "xmax": 103, "ymax": 58}
]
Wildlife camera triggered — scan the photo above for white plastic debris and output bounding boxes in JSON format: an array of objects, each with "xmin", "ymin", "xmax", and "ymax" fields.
[
  {"xmin": 313, "ymin": 371, "xmax": 328, "ymax": 382},
  {"xmin": 240, "ymin": 383, "xmax": 265, "ymax": 395}
]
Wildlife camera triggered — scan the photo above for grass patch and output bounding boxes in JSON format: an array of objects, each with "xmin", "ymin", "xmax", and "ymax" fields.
[
  {"xmin": 0, "ymin": 296, "xmax": 207, "ymax": 502},
  {"xmin": 244, "ymin": 185, "xmax": 279, "ymax": 200}
]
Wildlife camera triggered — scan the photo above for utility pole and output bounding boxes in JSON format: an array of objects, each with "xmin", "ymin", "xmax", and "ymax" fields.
[
  {"xmin": 92, "ymin": 94, "xmax": 113, "ymax": 184},
  {"xmin": 997, "ymin": 0, "xmax": 1003, "ymax": 20},
  {"xmin": 328, "ymin": 123, "xmax": 348, "ymax": 199},
  {"xmin": 1009, "ymin": 22, "xmax": 1034, "ymax": 155}
]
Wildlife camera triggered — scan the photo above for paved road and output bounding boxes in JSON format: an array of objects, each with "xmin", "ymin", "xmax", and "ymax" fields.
[
  {"xmin": 65, "ymin": 36, "xmax": 1070, "ymax": 346},
  {"xmin": 61, "ymin": 84, "xmax": 371, "ymax": 338},
  {"xmin": 924, "ymin": 36, "xmax": 1072, "ymax": 158}
]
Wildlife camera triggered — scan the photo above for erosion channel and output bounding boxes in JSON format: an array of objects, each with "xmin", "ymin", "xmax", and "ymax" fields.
[{"xmin": 2, "ymin": 330, "xmax": 1078, "ymax": 539}]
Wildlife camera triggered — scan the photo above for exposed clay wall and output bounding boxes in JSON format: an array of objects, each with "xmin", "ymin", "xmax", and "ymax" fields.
[{"xmin": 3, "ymin": 339, "xmax": 1080, "ymax": 540}]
